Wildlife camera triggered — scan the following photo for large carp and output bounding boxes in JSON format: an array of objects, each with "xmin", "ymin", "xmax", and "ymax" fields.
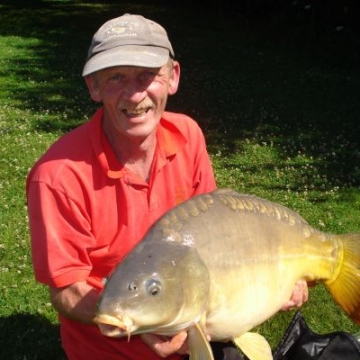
[{"xmin": 94, "ymin": 188, "xmax": 360, "ymax": 360}]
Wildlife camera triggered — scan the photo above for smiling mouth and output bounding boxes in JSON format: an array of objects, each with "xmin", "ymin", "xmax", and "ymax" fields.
[{"xmin": 122, "ymin": 107, "xmax": 153, "ymax": 117}]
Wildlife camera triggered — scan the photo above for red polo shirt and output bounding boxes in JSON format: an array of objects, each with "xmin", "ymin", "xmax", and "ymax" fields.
[{"xmin": 26, "ymin": 108, "xmax": 216, "ymax": 360}]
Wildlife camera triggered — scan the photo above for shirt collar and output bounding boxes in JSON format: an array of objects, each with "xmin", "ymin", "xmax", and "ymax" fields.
[{"xmin": 156, "ymin": 112, "xmax": 187, "ymax": 158}]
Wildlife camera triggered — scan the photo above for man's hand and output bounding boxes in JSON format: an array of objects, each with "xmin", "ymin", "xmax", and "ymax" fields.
[
  {"xmin": 281, "ymin": 279, "xmax": 309, "ymax": 311},
  {"xmin": 141, "ymin": 331, "xmax": 188, "ymax": 358}
]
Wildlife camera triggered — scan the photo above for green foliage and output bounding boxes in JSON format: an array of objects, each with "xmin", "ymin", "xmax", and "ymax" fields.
[{"xmin": 0, "ymin": 1, "xmax": 359, "ymax": 359}]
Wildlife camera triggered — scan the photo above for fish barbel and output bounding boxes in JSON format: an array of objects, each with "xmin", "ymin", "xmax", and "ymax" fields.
[{"xmin": 94, "ymin": 188, "xmax": 360, "ymax": 360}]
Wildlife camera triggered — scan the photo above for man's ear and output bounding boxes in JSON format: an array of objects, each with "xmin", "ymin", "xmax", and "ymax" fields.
[
  {"xmin": 85, "ymin": 75, "xmax": 102, "ymax": 102},
  {"xmin": 168, "ymin": 61, "xmax": 180, "ymax": 96}
]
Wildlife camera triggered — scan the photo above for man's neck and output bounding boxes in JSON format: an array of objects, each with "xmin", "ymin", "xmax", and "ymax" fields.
[{"xmin": 104, "ymin": 125, "xmax": 157, "ymax": 182}]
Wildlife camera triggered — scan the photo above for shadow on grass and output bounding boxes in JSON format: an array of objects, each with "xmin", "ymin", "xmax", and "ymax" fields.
[
  {"xmin": 0, "ymin": 313, "xmax": 66, "ymax": 360},
  {"xmin": 1, "ymin": 0, "xmax": 174, "ymax": 129},
  {"xmin": 1, "ymin": 0, "xmax": 360, "ymax": 187}
]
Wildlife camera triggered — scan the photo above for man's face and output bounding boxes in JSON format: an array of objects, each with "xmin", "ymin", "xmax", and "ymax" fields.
[{"xmin": 86, "ymin": 61, "xmax": 180, "ymax": 140}]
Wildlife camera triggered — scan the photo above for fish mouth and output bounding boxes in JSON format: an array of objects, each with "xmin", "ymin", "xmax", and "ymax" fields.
[{"xmin": 94, "ymin": 314, "xmax": 133, "ymax": 339}]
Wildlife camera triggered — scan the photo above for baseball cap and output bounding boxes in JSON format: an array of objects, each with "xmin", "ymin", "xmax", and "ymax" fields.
[{"xmin": 82, "ymin": 14, "xmax": 175, "ymax": 76}]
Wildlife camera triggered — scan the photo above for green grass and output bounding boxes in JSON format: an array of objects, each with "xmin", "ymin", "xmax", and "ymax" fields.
[{"xmin": 1, "ymin": 1, "xmax": 360, "ymax": 359}]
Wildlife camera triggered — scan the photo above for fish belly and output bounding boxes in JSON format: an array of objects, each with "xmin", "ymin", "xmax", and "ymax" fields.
[{"xmin": 204, "ymin": 259, "xmax": 302, "ymax": 341}]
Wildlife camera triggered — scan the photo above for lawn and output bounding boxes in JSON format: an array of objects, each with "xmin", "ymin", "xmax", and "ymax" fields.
[{"xmin": 0, "ymin": 0, "xmax": 360, "ymax": 359}]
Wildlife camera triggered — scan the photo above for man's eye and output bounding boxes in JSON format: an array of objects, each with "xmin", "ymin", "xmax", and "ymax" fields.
[
  {"xmin": 110, "ymin": 74, "xmax": 124, "ymax": 81},
  {"xmin": 142, "ymin": 71, "xmax": 157, "ymax": 80}
]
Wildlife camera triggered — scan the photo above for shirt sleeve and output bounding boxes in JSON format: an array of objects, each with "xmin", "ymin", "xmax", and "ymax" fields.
[{"xmin": 27, "ymin": 180, "xmax": 94, "ymax": 288}]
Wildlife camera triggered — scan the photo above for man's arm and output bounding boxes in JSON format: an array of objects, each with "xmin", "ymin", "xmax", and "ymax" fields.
[{"xmin": 49, "ymin": 281, "xmax": 99, "ymax": 324}]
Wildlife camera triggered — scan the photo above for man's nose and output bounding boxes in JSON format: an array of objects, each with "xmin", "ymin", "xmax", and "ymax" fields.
[{"xmin": 122, "ymin": 80, "xmax": 147, "ymax": 102}]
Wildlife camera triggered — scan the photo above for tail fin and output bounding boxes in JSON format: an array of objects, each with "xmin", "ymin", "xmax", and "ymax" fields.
[{"xmin": 325, "ymin": 233, "xmax": 360, "ymax": 324}]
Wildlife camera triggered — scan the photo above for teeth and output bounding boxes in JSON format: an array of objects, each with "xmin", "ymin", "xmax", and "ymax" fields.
[
  {"xmin": 123, "ymin": 108, "xmax": 149, "ymax": 117},
  {"xmin": 128, "ymin": 109, "xmax": 144, "ymax": 115}
]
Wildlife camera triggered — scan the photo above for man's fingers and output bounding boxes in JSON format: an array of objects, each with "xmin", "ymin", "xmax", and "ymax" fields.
[
  {"xmin": 281, "ymin": 279, "xmax": 309, "ymax": 311},
  {"xmin": 141, "ymin": 331, "xmax": 188, "ymax": 358}
]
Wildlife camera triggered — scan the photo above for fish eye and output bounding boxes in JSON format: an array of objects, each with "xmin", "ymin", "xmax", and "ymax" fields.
[{"xmin": 145, "ymin": 279, "xmax": 162, "ymax": 296}]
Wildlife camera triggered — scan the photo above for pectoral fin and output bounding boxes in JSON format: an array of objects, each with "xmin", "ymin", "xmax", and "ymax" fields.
[
  {"xmin": 188, "ymin": 322, "xmax": 214, "ymax": 360},
  {"xmin": 234, "ymin": 332, "xmax": 272, "ymax": 360}
]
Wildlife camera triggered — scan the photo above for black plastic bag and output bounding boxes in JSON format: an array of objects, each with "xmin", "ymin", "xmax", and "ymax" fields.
[{"xmin": 273, "ymin": 312, "xmax": 360, "ymax": 360}]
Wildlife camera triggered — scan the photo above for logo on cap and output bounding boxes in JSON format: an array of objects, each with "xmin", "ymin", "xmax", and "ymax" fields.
[{"xmin": 109, "ymin": 26, "xmax": 126, "ymax": 34}]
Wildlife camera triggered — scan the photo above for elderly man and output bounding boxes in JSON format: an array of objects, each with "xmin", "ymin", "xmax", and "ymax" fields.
[{"xmin": 27, "ymin": 13, "xmax": 307, "ymax": 360}]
